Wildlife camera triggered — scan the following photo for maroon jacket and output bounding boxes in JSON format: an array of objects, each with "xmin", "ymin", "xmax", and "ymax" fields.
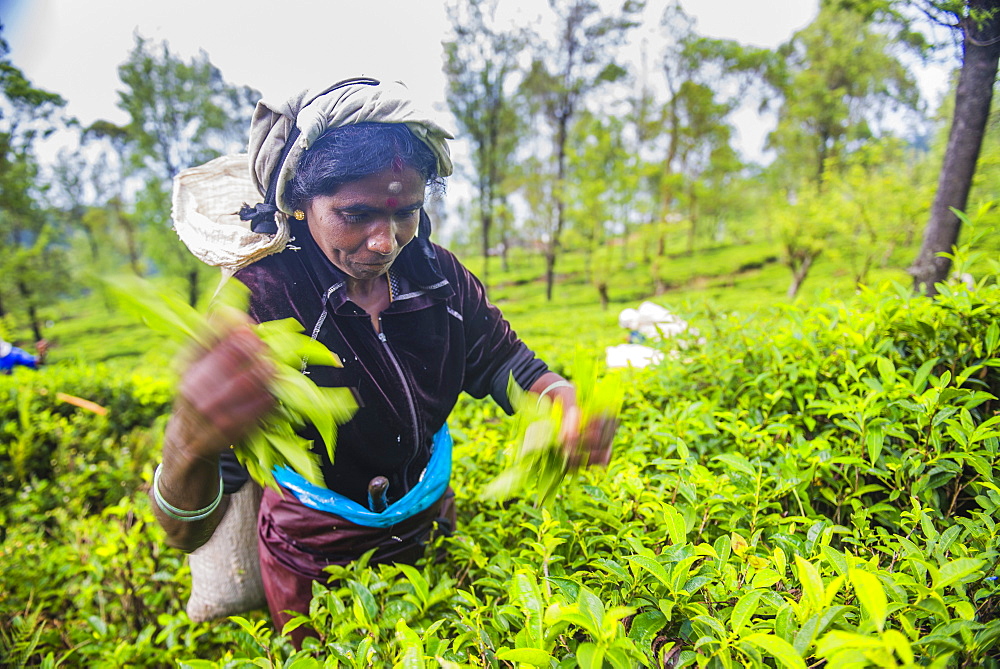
[{"xmin": 221, "ymin": 214, "xmax": 547, "ymax": 506}]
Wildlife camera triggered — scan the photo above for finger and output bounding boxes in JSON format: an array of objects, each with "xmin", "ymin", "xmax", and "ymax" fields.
[
  {"xmin": 561, "ymin": 404, "xmax": 583, "ymax": 469},
  {"xmin": 182, "ymin": 328, "xmax": 267, "ymax": 391},
  {"xmin": 582, "ymin": 416, "xmax": 618, "ymax": 468},
  {"xmin": 177, "ymin": 330, "xmax": 275, "ymax": 439}
]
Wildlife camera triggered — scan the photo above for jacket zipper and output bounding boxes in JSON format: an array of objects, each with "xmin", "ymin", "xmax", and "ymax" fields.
[{"xmin": 377, "ymin": 318, "xmax": 421, "ymax": 489}]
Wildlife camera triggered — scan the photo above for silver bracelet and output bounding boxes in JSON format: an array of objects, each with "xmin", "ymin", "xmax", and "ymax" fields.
[
  {"xmin": 536, "ymin": 379, "xmax": 574, "ymax": 406},
  {"xmin": 152, "ymin": 463, "xmax": 223, "ymax": 522}
]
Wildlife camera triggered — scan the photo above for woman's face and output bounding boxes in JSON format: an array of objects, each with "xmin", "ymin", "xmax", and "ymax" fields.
[{"xmin": 303, "ymin": 166, "xmax": 425, "ymax": 283}]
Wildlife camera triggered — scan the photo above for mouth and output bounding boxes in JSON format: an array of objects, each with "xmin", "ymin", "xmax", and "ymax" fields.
[
  {"xmin": 361, "ymin": 252, "xmax": 395, "ymax": 264},
  {"xmin": 356, "ymin": 258, "xmax": 393, "ymax": 271}
]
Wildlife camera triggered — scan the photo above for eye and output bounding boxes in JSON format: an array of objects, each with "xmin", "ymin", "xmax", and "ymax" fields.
[
  {"xmin": 395, "ymin": 208, "xmax": 420, "ymax": 221},
  {"xmin": 337, "ymin": 211, "xmax": 369, "ymax": 224}
]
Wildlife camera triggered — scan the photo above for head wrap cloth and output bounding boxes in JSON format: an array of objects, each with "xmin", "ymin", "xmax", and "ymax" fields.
[
  {"xmin": 171, "ymin": 78, "xmax": 453, "ymax": 273},
  {"xmin": 249, "ymin": 77, "xmax": 453, "ymax": 219}
]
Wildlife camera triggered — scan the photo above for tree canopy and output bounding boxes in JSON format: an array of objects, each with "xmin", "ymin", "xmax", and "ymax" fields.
[{"xmin": 1, "ymin": 0, "xmax": 998, "ymax": 329}]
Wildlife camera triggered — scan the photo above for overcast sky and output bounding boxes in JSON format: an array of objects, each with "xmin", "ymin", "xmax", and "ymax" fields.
[{"xmin": 3, "ymin": 0, "xmax": 825, "ymax": 161}]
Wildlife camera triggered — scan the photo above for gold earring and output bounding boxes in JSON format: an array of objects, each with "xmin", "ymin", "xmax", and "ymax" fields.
[{"xmin": 293, "ymin": 210, "xmax": 305, "ymax": 220}]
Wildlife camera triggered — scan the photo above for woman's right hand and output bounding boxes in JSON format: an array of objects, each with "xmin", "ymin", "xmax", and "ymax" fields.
[
  {"xmin": 154, "ymin": 322, "xmax": 276, "ymax": 552},
  {"xmin": 168, "ymin": 324, "xmax": 277, "ymax": 461}
]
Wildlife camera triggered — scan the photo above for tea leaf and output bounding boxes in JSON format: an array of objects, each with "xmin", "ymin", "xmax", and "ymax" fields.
[
  {"xmin": 662, "ymin": 503, "xmax": 687, "ymax": 545},
  {"xmin": 848, "ymin": 569, "xmax": 887, "ymax": 632},
  {"xmin": 496, "ymin": 648, "xmax": 552, "ymax": 665},
  {"xmin": 741, "ymin": 633, "xmax": 807, "ymax": 669},
  {"xmin": 934, "ymin": 557, "xmax": 985, "ymax": 590},
  {"xmin": 625, "ymin": 555, "xmax": 672, "ymax": 588},
  {"xmin": 730, "ymin": 591, "xmax": 762, "ymax": 632},
  {"xmin": 795, "ymin": 556, "xmax": 824, "ymax": 611}
]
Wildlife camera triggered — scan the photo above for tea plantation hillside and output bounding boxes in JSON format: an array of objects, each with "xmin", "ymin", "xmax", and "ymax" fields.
[
  {"xmin": 1, "ymin": 239, "xmax": 998, "ymax": 667},
  {"xmin": 16, "ymin": 232, "xmax": 951, "ymax": 374}
]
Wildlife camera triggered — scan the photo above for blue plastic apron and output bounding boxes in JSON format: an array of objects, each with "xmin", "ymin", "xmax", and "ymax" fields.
[{"xmin": 272, "ymin": 424, "xmax": 452, "ymax": 528}]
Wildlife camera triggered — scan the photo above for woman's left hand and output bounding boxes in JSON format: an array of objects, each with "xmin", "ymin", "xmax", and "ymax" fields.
[
  {"xmin": 530, "ymin": 372, "xmax": 618, "ymax": 469},
  {"xmin": 558, "ymin": 403, "xmax": 618, "ymax": 469}
]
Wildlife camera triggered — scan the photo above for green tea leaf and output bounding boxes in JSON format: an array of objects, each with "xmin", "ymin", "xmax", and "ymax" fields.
[
  {"xmin": 730, "ymin": 591, "xmax": 761, "ymax": 632},
  {"xmin": 625, "ymin": 555, "xmax": 672, "ymax": 588},
  {"xmin": 794, "ymin": 555, "xmax": 824, "ymax": 611},
  {"xmin": 662, "ymin": 503, "xmax": 687, "ymax": 545},
  {"xmin": 741, "ymin": 633, "xmax": 806, "ymax": 669},
  {"xmin": 934, "ymin": 557, "xmax": 985, "ymax": 590},
  {"xmin": 496, "ymin": 648, "xmax": 552, "ymax": 666},
  {"xmin": 482, "ymin": 352, "xmax": 624, "ymax": 505},
  {"xmin": 848, "ymin": 569, "xmax": 887, "ymax": 632}
]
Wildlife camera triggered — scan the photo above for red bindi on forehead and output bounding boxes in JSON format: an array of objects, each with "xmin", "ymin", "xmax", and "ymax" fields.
[{"xmin": 386, "ymin": 197, "xmax": 398, "ymax": 208}]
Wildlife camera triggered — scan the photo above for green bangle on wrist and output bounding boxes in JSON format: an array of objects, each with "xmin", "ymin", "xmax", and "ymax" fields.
[{"xmin": 152, "ymin": 463, "xmax": 223, "ymax": 522}]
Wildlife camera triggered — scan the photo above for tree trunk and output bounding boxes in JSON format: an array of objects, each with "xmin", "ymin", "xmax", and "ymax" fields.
[
  {"xmin": 544, "ymin": 249, "xmax": 557, "ymax": 301},
  {"xmin": 187, "ymin": 268, "xmax": 200, "ymax": 308},
  {"xmin": 545, "ymin": 113, "xmax": 570, "ymax": 302},
  {"xmin": 787, "ymin": 254, "xmax": 816, "ymax": 298},
  {"xmin": 481, "ymin": 208, "xmax": 492, "ymax": 290},
  {"xmin": 910, "ymin": 1, "xmax": 1000, "ymax": 295},
  {"xmin": 16, "ymin": 280, "xmax": 43, "ymax": 341},
  {"xmin": 480, "ymin": 166, "xmax": 493, "ymax": 289},
  {"xmin": 596, "ymin": 281, "xmax": 609, "ymax": 310},
  {"xmin": 686, "ymin": 185, "xmax": 698, "ymax": 257},
  {"xmin": 500, "ymin": 228, "xmax": 510, "ymax": 272},
  {"xmin": 115, "ymin": 200, "xmax": 144, "ymax": 276}
]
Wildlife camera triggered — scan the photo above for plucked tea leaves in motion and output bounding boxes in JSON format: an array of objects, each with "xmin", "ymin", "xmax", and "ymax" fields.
[
  {"xmin": 106, "ymin": 276, "xmax": 357, "ymax": 489},
  {"xmin": 483, "ymin": 357, "xmax": 623, "ymax": 506}
]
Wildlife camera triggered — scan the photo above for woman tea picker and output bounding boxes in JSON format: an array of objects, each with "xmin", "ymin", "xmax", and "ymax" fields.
[{"xmin": 151, "ymin": 77, "xmax": 617, "ymax": 639}]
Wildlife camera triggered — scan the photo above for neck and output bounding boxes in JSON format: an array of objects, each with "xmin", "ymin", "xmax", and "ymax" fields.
[
  {"xmin": 348, "ymin": 274, "xmax": 388, "ymax": 299},
  {"xmin": 348, "ymin": 275, "xmax": 390, "ymax": 333}
]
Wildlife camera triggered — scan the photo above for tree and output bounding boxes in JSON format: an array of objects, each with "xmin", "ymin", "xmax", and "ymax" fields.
[
  {"xmin": 83, "ymin": 120, "xmax": 146, "ymax": 276},
  {"xmin": 766, "ymin": 4, "xmax": 921, "ymax": 189},
  {"xmin": 0, "ymin": 31, "xmax": 70, "ymax": 339},
  {"xmin": 566, "ymin": 112, "xmax": 634, "ymax": 309},
  {"xmin": 774, "ymin": 185, "xmax": 838, "ymax": 298},
  {"xmin": 113, "ymin": 35, "xmax": 258, "ymax": 306},
  {"xmin": 49, "ymin": 145, "xmax": 95, "ymax": 262},
  {"xmin": 443, "ymin": 0, "xmax": 527, "ymax": 288},
  {"xmin": 647, "ymin": 3, "xmax": 770, "ymax": 258},
  {"xmin": 524, "ymin": 0, "xmax": 644, "ymax": 301},
  {"xmin": 762, "ymin": 2, "xmax": 921, "ymax": 295},
  {"xmin": 907, "ymin": 0, "xmax": 1000, "ymax": 293},
  {"xmin": 830, "ymin": 140, "xmax": 931, "ymax": 286}
]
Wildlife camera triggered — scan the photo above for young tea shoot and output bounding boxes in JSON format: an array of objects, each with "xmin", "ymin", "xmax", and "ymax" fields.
[
  {"xmin": 105, "ymin": 276, "xmax": 357, "ymax": 489},
  {"xmin": 483, "ymin": 355, "xmax": 623, "ymax": 506}
]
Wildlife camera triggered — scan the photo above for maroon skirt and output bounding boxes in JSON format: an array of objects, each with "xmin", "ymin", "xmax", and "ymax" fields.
[{"xmin": 257, "ymin": 485, "xmax": 456, "ymax": 645}]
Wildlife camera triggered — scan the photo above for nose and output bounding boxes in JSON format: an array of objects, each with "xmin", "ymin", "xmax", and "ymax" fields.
[{"xmin": 367, "ymin": 222, "xmax": 396, "ymax": 255}]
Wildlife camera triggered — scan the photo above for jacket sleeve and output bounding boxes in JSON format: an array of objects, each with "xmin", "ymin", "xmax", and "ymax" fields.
[{"xmin": 442, "ymin": 250, "xmax": 549, "ymax": 414}]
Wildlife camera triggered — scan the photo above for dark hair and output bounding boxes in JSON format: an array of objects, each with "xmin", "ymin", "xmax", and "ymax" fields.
[{"xmin": 287, "ymin": 122, "xmax": 444, "ymax": 209}]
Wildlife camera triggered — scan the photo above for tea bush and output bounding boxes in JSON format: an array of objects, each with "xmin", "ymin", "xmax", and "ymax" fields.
[{"xmin": 1, "ymin": 277, "xmax": 998, "ymax": 667}]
